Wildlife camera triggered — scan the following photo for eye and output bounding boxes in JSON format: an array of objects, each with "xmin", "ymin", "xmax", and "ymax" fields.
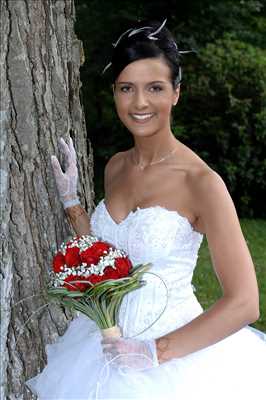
[
  {"xmin": 120, "ymin": 86, "xmax": 132, "ymax": 93},
  {"xmin": 150, "ymin": 85, "xmax": 163, "ymax": 92}
]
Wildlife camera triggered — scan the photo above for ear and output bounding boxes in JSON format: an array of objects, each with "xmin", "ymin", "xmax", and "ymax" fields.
[{"xmin": 173, "ymin": 85, "xmax": 180, "ymax": 106}]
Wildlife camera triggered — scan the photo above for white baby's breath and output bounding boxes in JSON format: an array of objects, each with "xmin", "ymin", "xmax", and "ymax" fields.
[{"xmin": 50, "ymin": 235, "xmax": 128, "ymax": 288}]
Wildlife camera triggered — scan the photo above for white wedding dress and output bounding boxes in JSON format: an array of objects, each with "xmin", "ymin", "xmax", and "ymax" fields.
[{"xmin": 26, "ymin": 199, "xmax": 266, "ymax": 399}]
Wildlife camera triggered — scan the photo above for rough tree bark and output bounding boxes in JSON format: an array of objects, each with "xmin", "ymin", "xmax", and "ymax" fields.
[{"xmin": 0, "ymin": 0, "xmax": 94, "ymax": 398}]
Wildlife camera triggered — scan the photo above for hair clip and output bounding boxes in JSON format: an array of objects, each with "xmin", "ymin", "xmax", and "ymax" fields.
[
  {"xmin": 112, "ymin": 18, "xmax": 167, "ymax": 48},
  {"xmin": 128, "ymin": 26, "xmax": 152, "ymax": 38},
  {"xmin": 102, "ymin": 19, "xmax": 167, "ymax": 74},
  {"xmin": 112, "ymin": 28, "xmax": 133, "ymax": 48},
  {"xmin": 147, "ymin": 18, "xmax": 167, "ymax": 41},
  {"xmin": 102, "ymin": 62, "xmax": 112, "ymax": 75},
  {"xmin": 101, "ymin": 18, "xmax": 195, "ymax": 75},
  {"xmin": 179, "ymin": 50, "xmax": 196, "ymax": 54},
  {"xmin": 178, "ymin": 66, "xmax": 182, "ymax": 82},
  {"xmin": 173, "ymin": 41, "xmax": 196, "ymax": 55}
]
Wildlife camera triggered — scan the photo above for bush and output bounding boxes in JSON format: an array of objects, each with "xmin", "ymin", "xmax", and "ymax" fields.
[{"xmin": 174, "ymin": 35, "xmax": 266, "ymax": 217}]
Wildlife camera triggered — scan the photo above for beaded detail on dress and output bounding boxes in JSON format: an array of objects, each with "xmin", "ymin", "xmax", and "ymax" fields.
[{"xmin": 91, "ymin": 199, "xmax": 203, "ymax": 263}]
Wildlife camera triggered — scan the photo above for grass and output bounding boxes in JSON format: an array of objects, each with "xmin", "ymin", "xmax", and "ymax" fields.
[{"xmin": 192, "ymin": 219, "xmax": 266, "ymax": 332}]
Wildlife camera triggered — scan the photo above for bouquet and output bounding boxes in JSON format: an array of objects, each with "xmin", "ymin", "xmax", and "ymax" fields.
[{"xmin": 47, "ymin": 235, "xmax": 151, "ymax": 339}]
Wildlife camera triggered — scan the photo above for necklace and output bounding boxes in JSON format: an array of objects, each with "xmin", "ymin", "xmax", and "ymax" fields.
[{"xmin": 133, "ymin": 145, "xmax": 178, "ymax": 170}]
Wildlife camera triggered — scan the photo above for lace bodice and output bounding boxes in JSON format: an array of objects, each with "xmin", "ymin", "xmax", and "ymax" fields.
[{"xmin": 90, "ymin": 199, "xmax": 205, "ymax": 339}]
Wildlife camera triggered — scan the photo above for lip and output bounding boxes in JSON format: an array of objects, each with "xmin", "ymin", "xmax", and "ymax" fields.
[{"xmin": 129, "ymin": 113, "xmax": 155, "ymax": 123}]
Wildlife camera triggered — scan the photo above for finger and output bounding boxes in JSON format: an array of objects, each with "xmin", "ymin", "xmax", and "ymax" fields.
[
  {"xmin": 51, "ymin": 155, "xmax": 65, "ymax": 180},
  {"xmin": 59, "ymin": 137, "xmax": 71, "ymax": 159},
  {"xmin": 68, "ymin": 137, "xmax": 77, "ymax": 161}
]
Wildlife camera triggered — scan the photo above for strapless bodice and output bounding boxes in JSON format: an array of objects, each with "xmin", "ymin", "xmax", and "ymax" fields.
[{"xmin": 90, "ymin": 199, "xmax": 205, "ymax": 339}]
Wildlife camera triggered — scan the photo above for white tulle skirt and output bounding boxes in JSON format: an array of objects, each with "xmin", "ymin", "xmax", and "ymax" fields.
[{"xmin": 25, "ymin": 312, "xmax": 266, "ymax": 400}]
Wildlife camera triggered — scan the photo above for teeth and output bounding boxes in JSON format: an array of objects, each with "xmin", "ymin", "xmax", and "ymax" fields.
[{"xmin": 131, "ymin": 113, "xmax": 154, "ymax": 120}]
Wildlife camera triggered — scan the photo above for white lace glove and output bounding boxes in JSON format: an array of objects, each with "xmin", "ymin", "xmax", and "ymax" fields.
[
  {"xmin": 101, "ymin": 336, "xmax": 159, "ymax": 371},
  {"xmin": 51, "ymin": 137, "xmax": 80, "ymax": 209}
]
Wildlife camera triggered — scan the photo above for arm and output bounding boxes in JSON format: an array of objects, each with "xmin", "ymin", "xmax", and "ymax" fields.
[
  {"xmin": 51, "ymin": 137, "xmax": 91, "ymax": 236},
  {"xmin": 156, "ymin": 169, "xmax": 259, "ymax": 363},
  {"xmin": 65, "ymin": 205, "xmax": 91, "ymax": 236}
]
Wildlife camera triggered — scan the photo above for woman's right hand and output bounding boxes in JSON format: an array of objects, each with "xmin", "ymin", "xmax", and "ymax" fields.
[{"xmin": 51, "ymin": 137, "xmax": 80, "ymax": 209}]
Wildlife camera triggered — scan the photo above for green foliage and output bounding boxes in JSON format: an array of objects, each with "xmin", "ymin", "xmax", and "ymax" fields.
[
  {"xmin": 175, "ymin": 35, "xmax": 266, "ymax": 216},
  {"xmin": 180, "ymin": 0, "xmax": 266, "ymax": 48}
]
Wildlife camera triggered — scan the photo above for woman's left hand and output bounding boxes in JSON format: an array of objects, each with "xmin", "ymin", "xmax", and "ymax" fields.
[{"xmin": 101, "ymin": 336, "xmax": 159, "ymax": 370}]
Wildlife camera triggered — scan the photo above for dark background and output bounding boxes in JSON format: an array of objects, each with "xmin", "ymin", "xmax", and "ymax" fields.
[{"xmin": 74, "ymin": 0, "xmax": 266, "ymax": 217}]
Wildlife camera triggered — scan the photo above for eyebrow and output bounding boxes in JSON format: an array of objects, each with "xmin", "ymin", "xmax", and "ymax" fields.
[{"xmin": 116, "ymin": 80, "xmax": 167, "ymax": 85}]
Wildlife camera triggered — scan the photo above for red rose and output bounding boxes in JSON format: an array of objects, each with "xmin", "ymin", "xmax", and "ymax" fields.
[
  {"xmin": 88, "ymin": 274, "xmax": 105, "ymax": 285},
  {"xmin": 53, "ymin": 252, "xmax": 65, "ymax": 273},
  {"xmin": 80, "ymin": 241, "xmax": 111, "ymax": 265},
  {"xmin": 103, "ymin": 266, "xmax": 120, "ymax": 280},
  {"xmin": 63, "ymin": 275, "xmax": 91, "ymax": 292},
  {"xmin": 90, "ymin": 242, "xmax": 112, "ymax": 257},
  {"xmin": 65, "ymin": 246, "xmax": 81, "ymax": 267},
  {"xmin": 80, "ymin": 247, "xmax": 99, "ymax": 265},
  {"xmin": 114, "ymin": 257, "xmax": 132, "ymax": 278}
]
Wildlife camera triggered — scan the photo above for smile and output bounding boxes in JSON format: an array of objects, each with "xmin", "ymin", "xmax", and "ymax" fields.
[{"xmin": 130, "ymin": 113, "xmax": 155, "ymax": 123}]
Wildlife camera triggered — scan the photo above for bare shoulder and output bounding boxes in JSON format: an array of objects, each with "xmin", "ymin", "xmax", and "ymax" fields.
[
  {"xmin": 176, "ymin": 144, "xmax": 236, "ymax": 233},
  {"xmin": 179, "ymin": 144, "xmax": 227, "ymax": 199},
  {"xmin": 104, "ymin": 150, "xmax": 127, "ymax": 174},
  {"xmin": 188, "ymin": 165, "xmax": 228, "ymax": 199},
  {"xmin": 187, "ymin": 162, "xmax": 239, "ymax": 235},
  {"xmin": 104, "ymin": 150, "xmax": 129, "ymax": 188}
]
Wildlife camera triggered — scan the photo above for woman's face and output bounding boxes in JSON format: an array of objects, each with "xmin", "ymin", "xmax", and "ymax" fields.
[{"xmin": 112, "ymin": 57, "xmax": 180, "ymax": 138}]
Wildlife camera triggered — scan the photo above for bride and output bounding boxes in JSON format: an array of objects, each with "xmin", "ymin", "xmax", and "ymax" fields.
[{"xmin": 26, "ymin": 19, "xmax": 266, "ymax": 399}]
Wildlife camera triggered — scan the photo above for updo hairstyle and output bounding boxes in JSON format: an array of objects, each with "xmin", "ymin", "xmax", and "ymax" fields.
[{"xmin": 106, "ymin": 19, "xmax": 182, "ymax": 89}]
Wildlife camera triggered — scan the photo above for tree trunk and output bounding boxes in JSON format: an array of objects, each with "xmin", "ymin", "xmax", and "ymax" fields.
[{"xmin": 0, "ymin": 0, "xmax": 93, "ymax": 398}]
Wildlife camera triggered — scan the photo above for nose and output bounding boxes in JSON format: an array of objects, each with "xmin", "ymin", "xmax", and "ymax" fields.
[{"xmin": 133, "ymin": 89, "xmax": 149, "ymax": 109}]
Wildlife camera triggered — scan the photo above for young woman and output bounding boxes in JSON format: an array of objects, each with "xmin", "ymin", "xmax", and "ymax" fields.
[{"xmin": 26, "ymin": 19, "xmax": 266, "ymax": 399}]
